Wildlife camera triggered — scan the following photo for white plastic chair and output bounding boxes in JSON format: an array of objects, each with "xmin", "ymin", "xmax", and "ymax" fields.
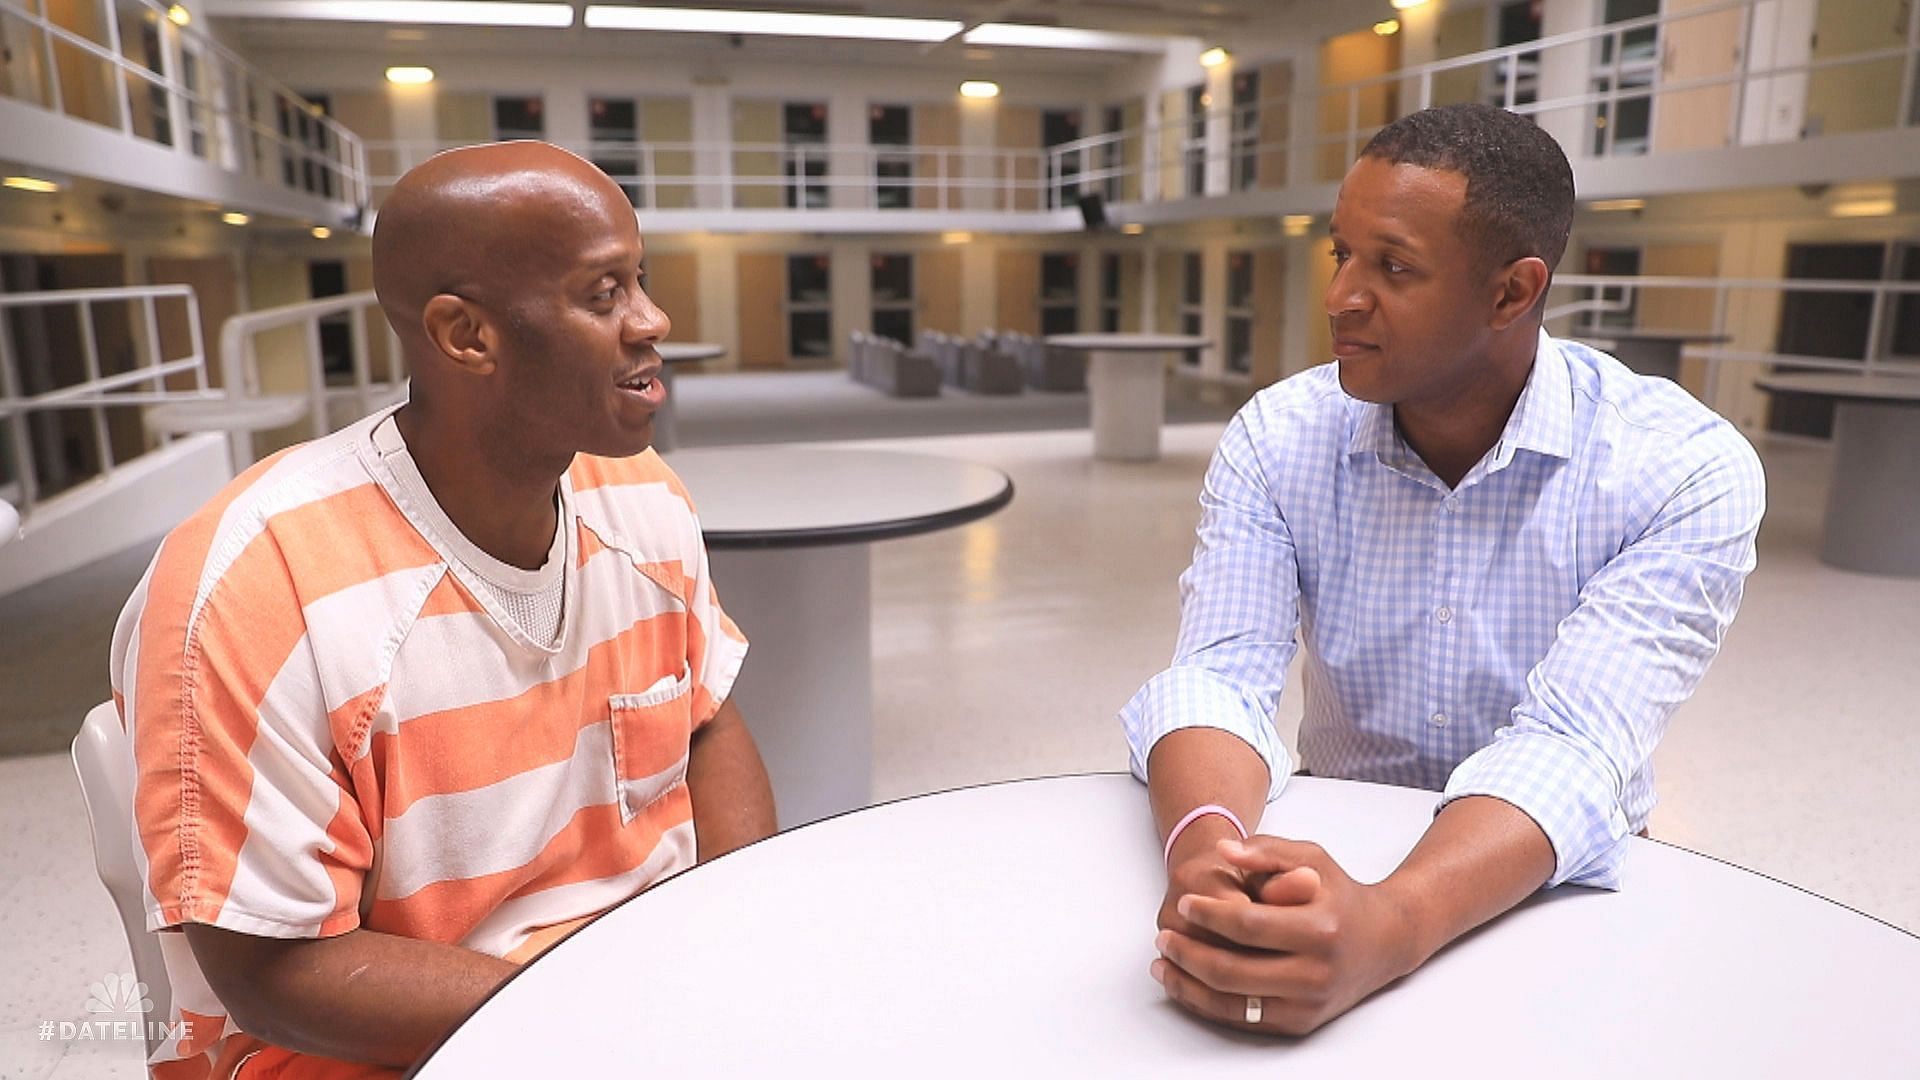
[{"xmin": 72, "ymin": 701, "xmax": 174, "ymax": 1032}]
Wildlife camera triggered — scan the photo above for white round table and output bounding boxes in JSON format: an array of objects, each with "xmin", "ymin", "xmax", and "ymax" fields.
[
  {"xmin": 1756, "ymin": 372, "xmax": 1920, "ymax": 577},
  {"xmin": 650, "ymin": 342, "xmax": 727, "ymax": 452},
  {"xmin": 662, "ymin": 446, "xmax": 1013, "ymax": 826},
  {"xmin": 1045, "ymin": 333, "xmax": 1212, "ymax": 462},
  {"xmin": 410, "ymin": 774, "xmax": 1920, "ymax": 1078}
]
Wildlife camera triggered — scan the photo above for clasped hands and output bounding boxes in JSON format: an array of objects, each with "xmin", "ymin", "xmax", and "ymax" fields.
[{"xmin": 1152, "ymin": 832, "xmax": 1422, "ymax": 1036}]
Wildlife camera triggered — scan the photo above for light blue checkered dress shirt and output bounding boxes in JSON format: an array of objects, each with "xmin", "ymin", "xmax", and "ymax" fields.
[{"xmin": 1121, "ymin": 332, "xmax": 1766, "ymax": 889}]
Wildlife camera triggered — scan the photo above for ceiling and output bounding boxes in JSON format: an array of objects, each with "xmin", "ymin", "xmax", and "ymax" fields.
[{"xmin": 208, "ymin": 0, "xmax": 1307, "ymax": 73}]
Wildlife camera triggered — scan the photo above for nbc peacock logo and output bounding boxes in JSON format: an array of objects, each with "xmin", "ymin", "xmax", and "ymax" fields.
[{"xmin": 84, "ymin": 973, "xmax": 154, "ymax": 1016}]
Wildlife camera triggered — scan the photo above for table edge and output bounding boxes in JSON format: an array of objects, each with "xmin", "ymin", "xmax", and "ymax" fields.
[
  {"xmin": 700, "ymin": 474, "xmax": 1014, "ymax": 550},
  {"xmin": 402, "ymin": 771, "xmax": 1918, "ymax": 1077}
]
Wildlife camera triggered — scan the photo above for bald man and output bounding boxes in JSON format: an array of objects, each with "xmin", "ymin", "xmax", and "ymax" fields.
[{"xmin": 110, "ymin": 142, "xmax": 775, "ymax": 1078}]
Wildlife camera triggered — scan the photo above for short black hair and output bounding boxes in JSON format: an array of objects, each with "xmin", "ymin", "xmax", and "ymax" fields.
[{"xmin": 1359, "ymin": 103, "xmax": 1575, "ymax": 275}]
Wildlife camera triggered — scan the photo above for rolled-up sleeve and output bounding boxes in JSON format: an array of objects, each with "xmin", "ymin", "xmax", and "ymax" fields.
[
  {"xmin": 1443, "ymin": 425, "xmax": 1766, "ymax": 888},
  {"xmin": 1121, "ymin": 408, "xmax": 1301, "ymax": 801}
]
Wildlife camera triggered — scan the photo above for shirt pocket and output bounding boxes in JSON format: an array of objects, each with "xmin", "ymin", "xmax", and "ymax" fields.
[{"xmin": 607, "ymin": 666, "xmax": 694, "ymax": 825}]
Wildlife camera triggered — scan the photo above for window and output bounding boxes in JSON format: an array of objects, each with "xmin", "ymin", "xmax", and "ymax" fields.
[
  {"xmin": 1489, "ymin": 0, "xmax": 1543, "ymax": 109},
  {"xmin": 870, "ymin": 104, "xmax": 912, "ymax": 210},
  {"xmin": 309, "ymin": 260, "xmax": 352, "ymax": 379},
  {"xmin": 1225, "ymin": 251, "xmax": 1254, "ymax": 375},
  {"xmin": 871, "ymin": 253, "xmax": 914, "ymax": 344},
  {"xmin": 1100, "ymin": 253, "xmax": 1123, "ymax": 333},
  {"xmin": 1230, "ymin": 71, "xmax": 1259, "ymax": 192},
  {"xmin": 785, "ymin": 102, "xmax": 828, "ymax": 209},
  {"xmin": 1180, "ymin": 251, "xmax": 1204, "ymax": 365},
  {"xmin": 787, "ymin": 254, "xmax": 833, "ymax": 360},
  {"xmin": 281, "ymin": 94, "xmax": 334, "ymax": 197},
  {"xmin": 1040, "ymin": 253, "xmax": 1079, "ymax": 336},
  {"xmin": 1591, "ymin": 0, "xmax": 1657, "ymax": 156},
  {"xmin": 1185, "ymin": 84, "xmax": 1207, "ymax": 198},
  {"xmin": 1043, "ymin": 109, "xmax": 1082, "ymax": 209},
  {"xmin": 494, "ymin": 96, "xmax": 545, "ymax": 141},
  {"xmin": 590, "ymin": 97, "xmax": 641, "ymax": 207},
  {"xmin": 1580, "ymin": 247, "xmax": 1642, "ymax": 331}
]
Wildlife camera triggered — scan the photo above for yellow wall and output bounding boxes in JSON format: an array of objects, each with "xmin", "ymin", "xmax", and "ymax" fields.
[
  {"xmin": 731, "ymin": 99, "xmax": 784, "ymax": 210},
  {"xmin": 643, "ymin": 98, "xmax": 695, "ymax": 210},
  {"xmin": 1318, "ymin": 27, "xmax": 1400, "ymax": 182},
  {"xmin": 1805, "ymin": 0, "xmax": 1908, "ymax": 136},
  {"xmin": 917, "ymin": 248, "xmax": 963, "ymax": 334},
  {"xmin": 1652, "ymin": 0, "xmax": 1740, "ymax": 153},
  {"xmin": 735, "ymin": 252, "xmax": 787, "ymax": 368},
  {"xmin": 646, "ymin": 251, "xmax": 701, "ymax": 346},
  {"xmin": 1432, "ymin": 6, "xmax": 1486, "ymax": 108},
  {"xmin": 994, "ymin": 249, "xmax": 1040, "ymax": 333}
]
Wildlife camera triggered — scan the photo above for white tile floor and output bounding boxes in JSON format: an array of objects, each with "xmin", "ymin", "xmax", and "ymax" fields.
[{"xmin": 4, "ymin": 421, "xmax": 1917, "ymax": 1078}]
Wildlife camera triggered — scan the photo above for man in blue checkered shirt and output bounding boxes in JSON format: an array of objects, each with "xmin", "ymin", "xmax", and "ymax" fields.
[{"xmin": 1125, "ymin": 104, "xmax": 1765, "ymax": 1036}]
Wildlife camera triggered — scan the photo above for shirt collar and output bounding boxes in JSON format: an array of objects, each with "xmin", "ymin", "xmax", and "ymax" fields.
[
  {"xmin": 1344, "ymin": 329, "xmax": 1574, "ymax": 465},
  {"xmin": 1498, "ymin": 329, "xmax": 1575, "ymax": 463}
]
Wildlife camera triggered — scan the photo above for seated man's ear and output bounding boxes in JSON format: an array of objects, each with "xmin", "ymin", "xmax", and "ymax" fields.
[
  {"xmin": 1489, "ymin": 257, "xmax": 1551, "ymax": 331},
  {"xmin": 421, "ymin": 294, "xmax": 498, "ymax": 376}
]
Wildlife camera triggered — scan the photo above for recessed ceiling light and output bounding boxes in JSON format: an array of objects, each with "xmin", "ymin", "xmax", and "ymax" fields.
[
  {"xmin": 1588, "ymin": 198, "xmax": 1646, "ymax": 212},
  {"xmin": 960, "ymin": 80, "xmax": 1000, "ymax": 99},
  {"xmin": 941, "ymin": 231, "xmax": 973, "ymax": 244},
  {"xmin": 1120, "ymin": 223, "xmax": 1146, "ymax": 235},
  {"xmin": 311, "ymin": 225, "xmax": 333, "ymax": 238},
  {"xmin": 166, "ymin": 4, "xmax": 191, "ymax": 26},
  {"xmin": 1373, "ymin": 19, "xmax": 1400, "ymax": 36},
  {"xmin": 1200, "ymin": 47, "xmax": 1229, "ymax": 68},
  {"xmin": 385, "ymin": 66, "xmax": 435, "ymax": 85},
  {"xmin": 3, "ymin": 176, "xmax": 61, "ymax": 193},
  {"xmin": 1831, "ymin": 198, "xmax": 1896, "ymax": 218},
  {"xmin": 1390, "ymin": 0, "xmax": 1429, "ymax": 9},
  {"xmin": 584, "ymin": 6, "xmax": 960, "ymax": 42},
  {"xmin": 221, "ymin": 212, "xmax": 250, "ymax": 226},
  {"xmin": 205, "ymin": 0, "xmax": 573, "ymax": 28}
]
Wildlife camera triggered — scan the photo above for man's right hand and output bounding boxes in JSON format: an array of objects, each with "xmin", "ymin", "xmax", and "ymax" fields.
[{"xmin": 1158, "ymin": 816, "xmax": 1255, "ymax": 946}]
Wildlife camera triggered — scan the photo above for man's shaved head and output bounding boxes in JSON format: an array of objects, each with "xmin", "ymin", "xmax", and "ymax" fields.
[
  {"xmin": 372, "ymin": 141, "xmax": 634, "ymax": 364},
  {"xmin": 373, "ymin": 140, "xmax": 669, "ymax": 476}
]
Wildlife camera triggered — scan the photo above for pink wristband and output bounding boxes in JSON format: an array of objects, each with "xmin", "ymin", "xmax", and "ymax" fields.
[{"xmin": 1163, "ymin": 804, "xmax": 1248, "ymax": 867}]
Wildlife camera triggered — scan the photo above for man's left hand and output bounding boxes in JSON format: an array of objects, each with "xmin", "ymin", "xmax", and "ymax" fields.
[{"xmin": 1150, "ymin": 837, "xmax": 1421, "ymax": 1036}]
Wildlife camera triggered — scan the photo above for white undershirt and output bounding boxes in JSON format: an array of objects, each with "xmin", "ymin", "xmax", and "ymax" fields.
[{"xmin": 370, "ymin": 415, "xmax": 568, "ymax": 648}]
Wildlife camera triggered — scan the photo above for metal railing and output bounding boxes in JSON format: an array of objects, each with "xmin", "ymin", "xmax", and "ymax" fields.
[
  {"xmin": 1544, "ymin": 272, "xmax": 1920, "ymax": 414},
  {"xmin": 195, "ymin": 290, "xmax": 404, "ymax": 466},
  {"xmin": 1050, "ymin": 0, "xmax": 1920, "ymax": 200},
  {"xmin": 0, "ymin": 285, "xmax": 403, "ymax": 525},
  {"xmin": 0, "ymin": 0, "xmax": 368, "ymax": 211},
  {"xmin": 0, "ymin": 284, "xmax": 211, "ymax": 519},
  {"xmin": 364, "ymin": 0, "xmax": 1916, "ymax": 216}
]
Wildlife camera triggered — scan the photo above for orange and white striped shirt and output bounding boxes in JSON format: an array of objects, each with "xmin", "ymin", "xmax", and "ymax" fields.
[{"xmin": 108, "ymin": 406, "xmax": 747, "ymax": 1079}]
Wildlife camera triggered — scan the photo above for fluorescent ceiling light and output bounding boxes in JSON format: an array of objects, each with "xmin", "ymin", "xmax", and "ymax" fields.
[
  {"xmin": 311, "ymin": 226, "xmax": 333, "ymax": 238},
  {"xmin": 221, "ymin": 212, "xmax": 250, "ymax": 225},
  {"xmin": 205, "ymin": 1, "xmax": 574, "ymax": 28},
  {"xmin": 1199, "ymin": 47, "xmax": 1228, "ymax": 68},
  {"xmin": 1831, "ymin": 198, "xmax": 1895, "ymax": 218},
  {"xmin": 941, "ymin": 231, "xmax": 973, "ymax": 244},
  {"xmin": 1588, "ymin": 198, "xmax": 1645, "ymax": 212},
  {"xmin": 963, "ymin": 23, "xmax": 1167, "ymax": 53},
  {"xmin": 3, "ymin": 176, "xmax": 62, "ymax": 193},
  {"xmin": 1373, "ymin": 18, "xmax": 1399, "ymax": 36},
  {"xmin": 584, "ymin": 6, "xmax": 960, "ymax": 42},
  {"xmin": 1390, "ymin": 0, "xmax": 1429, "ymax": 9},
  {"xmin": 1281, "ymin": 214, "xmax": 1314, "ymax": 237},
  {"xmin": 385, "ymin": 65, "xmax": 435, "ymax": 84},
  {"xmin": 166, "ymin": 4, "xmax": 191, "ymax": 26},
  {"xmin": 959, "ymin": 80, "xmax": 1000, "ymax": 99},
  {"xmin": 1120, "ymin": 223, "xmax": 1145, "ymax": 235}
]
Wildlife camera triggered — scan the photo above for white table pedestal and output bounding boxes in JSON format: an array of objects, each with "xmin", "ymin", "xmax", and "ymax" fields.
[
  {"xmin": 711, "ymin": 545, "xmax": 873, "ymax": 828},
  {"xmin": 1088, "ymin": 350, "xmax": 1168, "ymax": 462},
  {"xmin": 1824, "ymin": 399, "xmax": 1920, "ymax": 576}
]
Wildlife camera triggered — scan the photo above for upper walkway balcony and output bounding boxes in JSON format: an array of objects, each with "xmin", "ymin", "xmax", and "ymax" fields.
[
  {"xmin": 349, "ymin": 0, "xmax": 1920, "ymax": 234},
  {"xmin": 0, "ymin": 0, "xmax": 367, "ymax": 227}
]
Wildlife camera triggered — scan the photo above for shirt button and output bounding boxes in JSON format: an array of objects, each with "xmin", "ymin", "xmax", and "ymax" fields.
[
  {"xmin": 1435, "ymin": 606, "xmax": 1453, "ymax": 624},
  {"xmin": 1443, "ymin": 497, "xmax": 1459, "ymax": 513},
  {"xmin": 1430, "ymin": 712, "xmax": 1450, "ymax": 728}
]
